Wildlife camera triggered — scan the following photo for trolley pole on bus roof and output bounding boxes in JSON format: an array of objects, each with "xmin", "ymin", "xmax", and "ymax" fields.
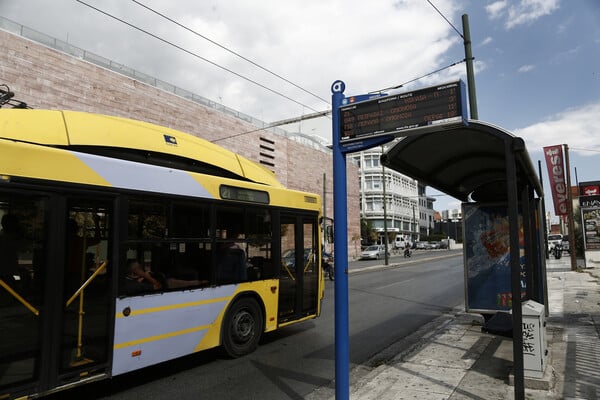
[{"xmin": 331, "ymin": 80, "xmax": 350, "ymax": 400}]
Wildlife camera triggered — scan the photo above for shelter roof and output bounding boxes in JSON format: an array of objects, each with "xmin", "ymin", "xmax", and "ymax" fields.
[{"xmin": 380, "ymin": 121, "xmax": 543, "ymax": 202}]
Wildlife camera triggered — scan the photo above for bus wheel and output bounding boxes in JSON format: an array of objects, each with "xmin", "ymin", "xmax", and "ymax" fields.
[{"xmin": 222, "ymin": 297, "xmax": 263, "ymax": 358}]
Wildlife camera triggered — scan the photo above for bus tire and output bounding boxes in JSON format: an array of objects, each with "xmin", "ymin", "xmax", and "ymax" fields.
[{"xmin": 222, "ymin": 297, "xmax": 263, "ymax": 358}]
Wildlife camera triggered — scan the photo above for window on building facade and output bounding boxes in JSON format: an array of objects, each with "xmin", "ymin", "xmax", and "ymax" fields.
[
  {"xmin": 364, "ymin": 154, "xmax": 380, "ymax": 168},
  {"xmin": 365, "ymin": 199, "xmax": 383, "ymax": 212},
  {"xmin": 365, "ymin": 176, "xmax": 381, "ymax": 190}
]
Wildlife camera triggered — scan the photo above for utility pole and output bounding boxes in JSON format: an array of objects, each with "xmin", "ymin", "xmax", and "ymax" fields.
[
  {"xmin": 382, "ymin": 147, "xmax": 389, "ymax": 265},
  {"xmin": 412, "ymin": 204, "xmax": 417, "ymax": 242},
  {"xmin": 462, "ymin": 14, "xmax": 478, "ymax": 120},
  {"xmin": 564, "ymin": 144, "xmax": 577, "ymax": 271}
]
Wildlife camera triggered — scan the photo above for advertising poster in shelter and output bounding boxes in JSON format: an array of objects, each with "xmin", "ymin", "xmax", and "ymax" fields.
[
  {"xmin": 579, "ymin": 181, "xmax": 600, "ymax": 251},
  {"xmin": 463, "ymin": 203, "xmax": 525, "ymax": 313}
]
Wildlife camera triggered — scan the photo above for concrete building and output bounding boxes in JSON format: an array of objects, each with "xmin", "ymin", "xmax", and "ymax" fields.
[
  {"xmin": 350, "ymin": 145, "xmax": 421, "ymax": 245},
  {"xmin": 418, "ymin": 183, "xmax": 436, "ymax": 237},
  {"xmin": 441, "ymin": 208, "xmax": 463, "ymax": 221},
  {"xmin": 0, "ymin": 17, "xmax": 361, "ymax": 257}
]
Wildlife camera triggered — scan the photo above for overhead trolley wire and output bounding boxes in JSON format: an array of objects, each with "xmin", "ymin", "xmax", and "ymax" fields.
[
  {"xmin": 425, "ymin": 0, "xmax": 464, "ymax": 39},
  {"xmin": 75, "ymin": 0, "xmax": 323, "ymax": 114},
  {"xmin": 223, "ymin": 57, "xmax": 467, "ymax": 142},
  {"xmin": 131, "ymin": 0, "xmax": 330, "ymax": 106},
  {"xmin": 370, "ymin": 59, "xmax": 465, "ymax": 94},
  {"xmin": 373, "ymin": 1, "xmax": 467, "ymax": 94},
  {"xmin": 570, "ymin": 147, "xmax": 600, "ymax": 154},
  {"xmin": 74, "ymin": 0, "xmax": 470, "ymax": 143}
]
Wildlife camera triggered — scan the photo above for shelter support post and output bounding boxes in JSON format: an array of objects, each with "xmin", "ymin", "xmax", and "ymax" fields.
[{"xmin": 507, "ymin": 139, "xmax": 525, "ymax": 400}]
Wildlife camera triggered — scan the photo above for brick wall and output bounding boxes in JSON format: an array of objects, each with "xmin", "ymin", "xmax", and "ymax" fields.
[{"xmin": 0, "ymin": 29, "xmax": 360, "ymax": 257}]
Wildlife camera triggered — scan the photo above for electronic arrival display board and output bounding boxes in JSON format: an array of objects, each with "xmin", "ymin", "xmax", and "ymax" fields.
[{"xmin": 339, "ymin": 80, "xmax": 467, "ymax": 143}]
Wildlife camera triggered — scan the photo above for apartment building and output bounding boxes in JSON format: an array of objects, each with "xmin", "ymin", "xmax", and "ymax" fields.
[{"xmin": 351, "ymin": 145, "xmax": 425, "ymax": 244}]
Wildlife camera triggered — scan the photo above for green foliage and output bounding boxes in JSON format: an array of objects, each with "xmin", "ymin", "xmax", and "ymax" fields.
[{"xmin": 360, "ymin": 218, "xmax": 377, "ymax": 244}]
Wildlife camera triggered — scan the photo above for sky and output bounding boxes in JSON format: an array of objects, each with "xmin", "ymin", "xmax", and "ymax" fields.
[{"xmin": 1, "ymin": 0, "xmax": 599, "ymax": 217}]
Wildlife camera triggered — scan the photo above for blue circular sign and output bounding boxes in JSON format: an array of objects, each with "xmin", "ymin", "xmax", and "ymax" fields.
[{"xmin": 331, "ymin": 80, "xmax": 345, "ymax": 94}]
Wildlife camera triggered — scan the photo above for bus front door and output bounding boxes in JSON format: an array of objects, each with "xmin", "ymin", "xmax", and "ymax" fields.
[
  {"xmin": 0, "ymin": 191, "xmax": 114, "ymax": 398},
  {"xmin": 0, "ymin": 191, "xmax": 48, "ymax": 397}
]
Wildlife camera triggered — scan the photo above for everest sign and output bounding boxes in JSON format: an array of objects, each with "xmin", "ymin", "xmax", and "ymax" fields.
[{"xmin": 543, "ymin": 145, "xmax": 568, "ymax": 216}]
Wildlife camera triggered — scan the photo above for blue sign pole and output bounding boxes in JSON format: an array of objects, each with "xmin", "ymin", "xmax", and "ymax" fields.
[{"xmin": 331, "ymin": 80, "xmax": 349, "ymax": 400}]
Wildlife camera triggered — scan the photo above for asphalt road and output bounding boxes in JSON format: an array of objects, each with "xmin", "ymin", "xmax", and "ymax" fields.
[{"xmin": 56, "ymin": 249, "xmax": 464, "ymax": 400}]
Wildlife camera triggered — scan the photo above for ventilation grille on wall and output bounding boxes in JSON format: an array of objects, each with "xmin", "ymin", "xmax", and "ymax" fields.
[{"xmin": 259, "ymin": 137, "xmax": 275, "ymax": 170}]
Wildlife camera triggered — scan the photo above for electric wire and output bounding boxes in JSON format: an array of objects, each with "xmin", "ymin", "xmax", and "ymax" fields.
[
  {"xmin": 425, "ymin": 0, "xmax": 463, "ymax": 39},
  {"xmin": 75, "ymin": 0, "xmax": 323, "ymax": 114},
  {"xmin": 218, "ymin": 58, "xmax": 466, "ymax": 142},
  {"xmin": 212, "ymin": 124, "xmax": 281, "ymax": 143},
  {"xmin": 75, "ymin": 0, "xmax": 466, "ymax": 142},
  {"xmin": 370, "ymin": 59, "xmax": 465, "ymax": 94},
  {"xmin": 570, "ymin": 147, "xmax": 600, "ymax": 153},
  {"xmin": 131, "ymin": 0, "xmax": 329, "ymax": 105}
]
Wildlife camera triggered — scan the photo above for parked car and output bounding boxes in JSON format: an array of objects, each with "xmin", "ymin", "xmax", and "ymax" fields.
[
  {"xmin": 428, "ymin": 241, "xmax": 440, "ymax": 249},
  {"xmin": 547, "ymin": 234, "xmax": 562, "ymax": 250},
  {"xmin": 282, "ymin": 248, "xmax": 313, "ymax": 271},
  {"xmin": 360, "ymin": 245, "xmax": 388, "ymax": 260},
  {"xmin": 415, "ymin": 241, "xmax": 428, "ymax": 249}
]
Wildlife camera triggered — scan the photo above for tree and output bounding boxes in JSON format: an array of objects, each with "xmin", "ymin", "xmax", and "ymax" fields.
[
  {"xmin": 351, "ymin": 233, "xmax": 361, "ymax": 257},
  {"xmin": 360, "ymin": 218, "xmax": 376, "ymax": 246}
]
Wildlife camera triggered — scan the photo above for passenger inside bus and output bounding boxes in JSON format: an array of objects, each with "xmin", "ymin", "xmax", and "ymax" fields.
[
  {"xmin": 121, "ymin": 259, "xmax": 162, "ymax": 295},
  {"xmin": 216, "ymin": 240, "xmax": 247, "ymax": 284},
  {"xmin": 120, "ymin": 258, "xmax": 208, "ymax": 295}
]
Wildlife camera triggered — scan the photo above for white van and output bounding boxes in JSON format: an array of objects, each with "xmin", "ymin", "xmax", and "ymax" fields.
[{"xmin": 395, "ymin": 236, "xmax": 412, "ymax": 249}]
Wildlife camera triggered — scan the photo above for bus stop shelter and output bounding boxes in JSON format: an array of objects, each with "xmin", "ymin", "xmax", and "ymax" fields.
[{"xmin": 380, "ymin": 120, "xmax": 545, "ymax": 400}]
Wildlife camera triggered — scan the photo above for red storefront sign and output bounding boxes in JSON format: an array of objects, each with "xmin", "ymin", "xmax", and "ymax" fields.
[
  {"xmin": 581, "ymin": 185, "xmax": 600, "ymax": 196},
  {"xmin": 543, "ymin": 145, "xmax": 568, "ymax": 216}
]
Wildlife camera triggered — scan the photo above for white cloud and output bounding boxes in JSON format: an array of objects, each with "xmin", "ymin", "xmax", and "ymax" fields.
[
  {"xmin": 485, "ymin": 1, "xmax": 508, "ymax": 20},
  {"xmin": 139, "ymin": 1, "xmax": 460, "ymax": 122},
  {"xmin": 518, "ymin": 64, "xmax": 535, "ymax": 73},
  {"xmin": 485, "ymin": 0, "xmax": 560, "ymax": 29},
  {"xmin": 505, "ymin": 0, "xmax": 560, "ymax": 29},
  {"xmin": 2, "ymin": 0, "xmax": 466, "ymax": 131},
  {"xmin": 515, "ymin": 102, "xmax": 600, "ymax": 155},
  {"xmin": 551, "ymin": 46, "xmax": 581, "ymax": 65},
  {"xmin": 480, "ymin": 36, "xmax": 493, "ymax": 47}
]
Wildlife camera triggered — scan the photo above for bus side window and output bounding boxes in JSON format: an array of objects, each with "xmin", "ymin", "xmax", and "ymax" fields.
[
  {"xmin": 216, "ymin": 243, "xmax": 247, "ymax": 284},
  {"xmin": 162, "ymin": 242, "xmax": 210, "ymax": 288}
]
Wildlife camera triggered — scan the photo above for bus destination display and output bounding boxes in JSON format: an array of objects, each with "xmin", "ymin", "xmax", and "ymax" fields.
[{"xmin": 339, "ymin": 81, "xmax": 467, "ymax": 143}]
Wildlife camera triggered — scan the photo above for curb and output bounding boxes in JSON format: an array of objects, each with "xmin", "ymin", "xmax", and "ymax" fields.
[{"xmin": 348, "ymin": 252, "xmax": 462, "ymax": 275}]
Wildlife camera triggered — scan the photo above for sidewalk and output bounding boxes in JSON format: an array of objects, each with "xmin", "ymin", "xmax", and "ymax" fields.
[{"xmin": 309, "ymin": 255, "xmax": 600, "ymax": 399}]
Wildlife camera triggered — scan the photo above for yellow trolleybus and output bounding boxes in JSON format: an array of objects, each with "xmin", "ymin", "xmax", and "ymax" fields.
[{"xmin": 0, "ymin": 109, "xmax": 324, "ymax": 399}]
